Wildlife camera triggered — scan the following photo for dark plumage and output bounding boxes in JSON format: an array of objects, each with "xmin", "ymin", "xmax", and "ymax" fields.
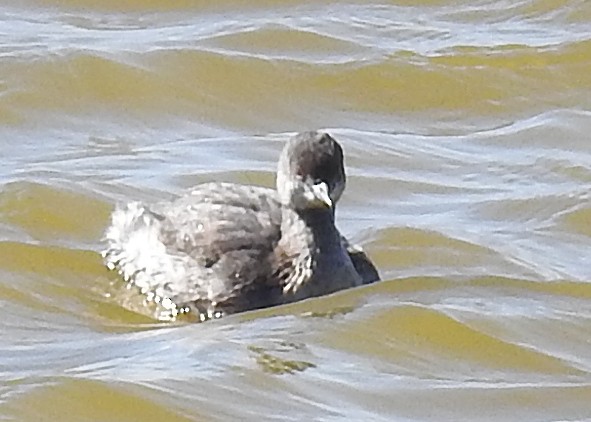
[{"xmin": 103, "ymin": 132, "xmax": 379, "ymax": 321}]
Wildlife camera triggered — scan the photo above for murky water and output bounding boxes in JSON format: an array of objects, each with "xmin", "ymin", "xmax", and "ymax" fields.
[{"xmin": 1, "ymin": 0, "xmax": 591, "ymax": 420}]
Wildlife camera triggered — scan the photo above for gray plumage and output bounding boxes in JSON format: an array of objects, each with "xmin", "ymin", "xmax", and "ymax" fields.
[{"xmin": 103, "ymin": 132, "xmax": 379, "ymax": 321}]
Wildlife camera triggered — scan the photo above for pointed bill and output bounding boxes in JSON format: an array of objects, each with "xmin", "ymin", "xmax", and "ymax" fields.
[{"xmin": 311, "ymin": 182, "xmax": 332, "ymax": 208}]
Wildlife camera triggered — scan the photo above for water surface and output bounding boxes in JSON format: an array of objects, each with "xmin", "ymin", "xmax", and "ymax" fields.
[{"xmin": 1, "ymin": 0, "xmax": 591, "ymax": 420}]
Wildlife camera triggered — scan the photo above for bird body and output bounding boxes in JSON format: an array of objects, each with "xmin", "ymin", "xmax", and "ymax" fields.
[{"xmin": 103, "ymin": 132, "xmax": 379, "ymax": 321}]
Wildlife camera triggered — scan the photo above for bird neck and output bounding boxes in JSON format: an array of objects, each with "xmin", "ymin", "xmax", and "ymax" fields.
[
  {"xmin": 278, "ymin": 205, "xmax": 359, "ymax": 300},
  {"xmin": 279, "ymin": 206, "xmax": 341, "ymax": 255}
]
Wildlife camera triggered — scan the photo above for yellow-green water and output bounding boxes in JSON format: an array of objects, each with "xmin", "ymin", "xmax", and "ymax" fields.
[{"xmin": 1, "ymin": 0, "xmax": 591, "ymax": 420}]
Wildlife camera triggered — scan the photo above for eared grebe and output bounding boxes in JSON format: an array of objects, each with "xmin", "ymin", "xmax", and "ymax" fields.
[{"xmin": 103, "ymin": 132, "xmax": 379, "ymax": 321}]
